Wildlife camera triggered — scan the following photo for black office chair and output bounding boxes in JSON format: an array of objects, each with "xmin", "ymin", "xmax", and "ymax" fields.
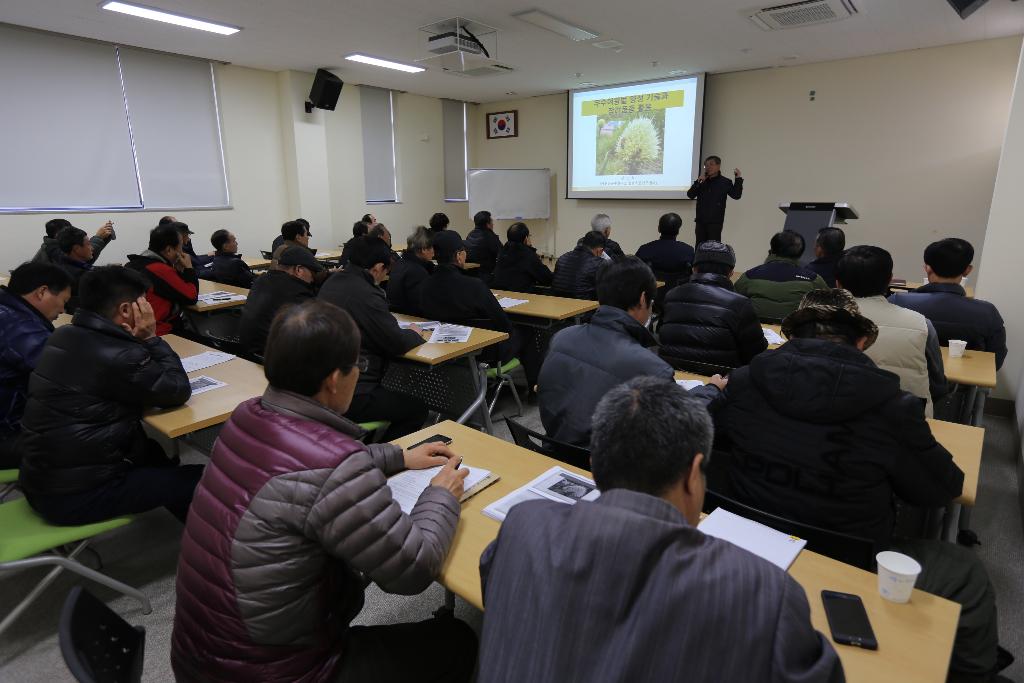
[
  {"xmin": 703, "ymin": 490, "xmax": 876, "ymax": 571},
  {"xmin": 505, "ymin": 417, "xmax": 591, "ymax": 471},
  {"xmin": 659, "ymin": 354, "xmax": 734, "ymax": 378},
  {"xmin": 260, "ymin": 250, "xmax": 274, "ymax": 260},
  {"xmin": 59, "ymin": 586, "xmax": 146, "ymax": 683},
  {"xmin": 757, "ymin": 313, "xmax": 787, "ymax": 325},
  {"xmin": 649, "ymin": 265, "xmax": 692, "ymax": 318}
]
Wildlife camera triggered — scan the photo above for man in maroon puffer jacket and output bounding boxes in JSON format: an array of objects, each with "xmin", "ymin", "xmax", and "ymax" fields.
[{"xmin": 172, "ymin": 300, "xmax": 476, "ymax": 683}]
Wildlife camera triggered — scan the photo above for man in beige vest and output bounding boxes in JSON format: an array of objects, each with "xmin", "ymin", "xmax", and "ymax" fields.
[{"xmin": 836, "ymin": 245, "xmax": 947, "ymax": 416}]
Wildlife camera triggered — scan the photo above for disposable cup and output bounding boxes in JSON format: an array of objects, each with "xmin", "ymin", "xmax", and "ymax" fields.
[
  {"xmin": 876, "ymin": 551, "xmax": 922, "ymax": 603},
  {"xmin": 949, "ymin": 340, "xmax": 967, "ymax": 358}
]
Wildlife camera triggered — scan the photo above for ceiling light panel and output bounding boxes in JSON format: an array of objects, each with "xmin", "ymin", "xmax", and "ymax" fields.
[
  {"xmin": 512, "ymin": 10, "xmax": 598, "ymax": 42},
  {"xmin": 100, "ymin": 2, "xmax": 240, "ymax": 35},
  {"xmin": 345, "ymin": 54, "xmax": 425, "ymax": 73}
]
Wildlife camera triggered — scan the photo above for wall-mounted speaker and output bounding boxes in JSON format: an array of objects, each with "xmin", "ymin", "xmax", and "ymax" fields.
[{"xmin": 306, "ymin": 68, "xmax": 343, "ymax": 113}]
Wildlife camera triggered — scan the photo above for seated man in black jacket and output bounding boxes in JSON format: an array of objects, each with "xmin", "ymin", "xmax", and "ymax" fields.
[
  {"xmin": 709, "ymin": 289, "xmax": 1002, "ymax": 681},
  {"xmin": 659, "ymin": 240, "xmax": 767, "ymax": 372},
  {"xmin": 18, "ymin": 265, "xmax": 204, "ymax": 525},
  {"xmin": 319, "ymin": 237, "xmax": 428, "ymax": 440},
  {"xmin": 552, "ymin": 230, "xmax": 606, "ymax": 300},
  {"xmin": 238, "ymin": 246, "xmax": 320, "ymax": 357},
  {"xmin": 421, "ymin": 231, "xmax": 544, "ymax": 397},
  {"xmin": 465, "ymin": 210, "xmax": 502, "ymax": 277},
  {"xmin": 590, "ymin": 213, "xmax": 624, "ymax": 261},
  {"xmin": 54, "ymin": 226, "xmax": 96, "ymax": 313},
  {"xmin": 387, "ymin": 226, "xmax": 435, "ymax": 316},
  {"xmin": 428, "ymin": 212, "xmax": 449, "ymax": 234},
  {"xmin": 33, "ymin": 218, "xmax": 114, "ymax": 266},
  {"xmin": 806, "ymin": 227, "xmax": 845, "ymax": 288},
  {"xmin": 199, "ymin": 229, "xmax": 255, "ymax": 289},
  {"xmin": 491, "ymin": 222, "xmax": 553, "ymax": 293}
]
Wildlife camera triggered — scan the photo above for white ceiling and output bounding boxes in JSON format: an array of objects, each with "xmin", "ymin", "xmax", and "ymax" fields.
[{"xmin": 2, "ymin": 0, "xmax": 1023, "ymax": 103}]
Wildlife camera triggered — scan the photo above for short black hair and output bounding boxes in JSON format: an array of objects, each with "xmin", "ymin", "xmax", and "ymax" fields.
[
  {"xmin": 473, "ymin": 211, "xmax": 492, "ymax": 229},
  {"xmin": 211, "ymin": 229, "xmax": 231, "ymax": 251},
  {"xmin": 579, "ymin": 230, "xmax": 607, "ymax": 250},
  {"xmin": 264, "ymin": 300, "xmax": 361, "ymax": 397},
  {"xmin": 158, "ymin": 216, "xmax": 176, "ymax": 226},
  {"xmin": 361, "ymin": 214, "xmax": 375, "ymax": 224},
  {"xmin": 693, "ymin": 261, "xmax": 732, "ymax": 276},
  {"xmin": 347, "ymin": 236, "xmax": 392, "ymax": 271},
  {"xmin": 836, "ymin": 245, "xmax": 893, "ymax": 297},
  {"xmin": 45, "ymin": 218, "xmax": 72, "ymax": 238},
  {"xmin": 78, "ymin": 265, "xmax": 149, "ymax": 319},
  {"xmin": 281, "ymin": 220, "xmax": 308, "ymax": 242},
  {"xmin": 507, "ymin": 222, "xmax": 529, "ymax": 243},
  {"xmin": 57, "ymin": 226, "xmax": 88, "ymax": 254},
  {"xmin": 816, "ymin": 227, "xmax": 845, "ymax": 257},
  {"xmin": 368, "ymin": 224, "xmax": 389, "ymax": 241},
  {"xmin": 590, "ymin": 376, "xmax": 713, "ymax": 495},
  {"xmin": 704, "ymin": 155, "xmax": 721, "ymax": 165},
  {"xmin": 924, "ymin": 238, "xmax": 974, "ymax": 278},
  {"xmin": 8, "ymin": 261, "xmax": 72, "ymax": 296},
  {"xmin": 149, "ymin": 224, "xmax": 182, "ymax": 253},
  {"xmin": 295, "ymin": 218, "xmax": 310, "ymax": 229},
  {"xmin": 597, "ymin": 256, "xmax": 656, "ymax": 310},
  {"xmin": 770, "ymin": 230, "xmax": 805, "ymax": 259},
  {"xmin": 657, "ymin": 212, "xmax": 682, "ymax": 237},
  {"xmin": 429, "ymin": 212, "xmax": 449, "ymax": 231},
  {"xmin": 352, "ymin": 221, "xmax": 369, "ymax": 238}
]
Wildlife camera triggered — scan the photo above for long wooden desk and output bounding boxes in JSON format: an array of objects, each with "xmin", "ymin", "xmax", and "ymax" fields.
[
  {"xmin": 189, "ymin": 280, "xmax": 249, "ymax": 313},
  {"xmin": 242, "ymin": 256, "xmax": 271, "ymax": 270},
  {"xmin": 392, "ymin": 313, "xmax": 508, "ymax": 365},
  {"xmin": 671, "ymin": 371, "xmax": 981, "ymax": 506},
  {"xmin": 394, "ymin": 421, "xmax": 959, "ymax": 683},
  {"xmin": 491, "ymin": 289, "xmax": 597, "ymax": 322},
  {"xmin": 144, "ymin": 335, "xmax": 267, "ymax": 438}
]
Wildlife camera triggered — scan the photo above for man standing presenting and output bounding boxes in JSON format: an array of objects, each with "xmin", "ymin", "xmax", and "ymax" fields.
[{"xmin": 687, "ymin": 155, "xmax": 743, "ymax": 245}]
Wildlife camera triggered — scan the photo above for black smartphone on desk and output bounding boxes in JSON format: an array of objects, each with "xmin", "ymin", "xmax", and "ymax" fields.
[
  {"xmin": 407, "ymin": 434, "xmax": 452, "ymax": 450},
  {"xmin": 822, "ymin": 590, "xmax": 878, "ymax": 650}
]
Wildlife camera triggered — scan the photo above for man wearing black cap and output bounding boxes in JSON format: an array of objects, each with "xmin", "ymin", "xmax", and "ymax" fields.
[
  {"xmin": 32, "ymin": 218, "xmax": 114, "ymax": 265},
  {"xmin": 239, "ymin": 246, "xmax": 321, "ymax": 357},
  {"xmin": 551, "ymin": 230, "xmax": 607, "ymax": 300},
  {"xmin": 658, "ymin": 240, "xmax": 767, "ymax": 371},
  {"xmin": 707, "ymin": 288, "xmax": 1005, "ymax": 683}
]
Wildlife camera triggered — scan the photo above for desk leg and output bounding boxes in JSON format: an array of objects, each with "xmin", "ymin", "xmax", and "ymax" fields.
[
  {"xmin": 455, "ymin": 358, "xmax": 493, "ymax": 435},
  {"xmin": 971, "ymin": 388, "xmax": 988, "ymax": 428}
]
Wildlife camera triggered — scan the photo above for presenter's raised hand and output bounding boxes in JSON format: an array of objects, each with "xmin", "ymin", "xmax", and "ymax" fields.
[
  {"xmin": 734, "ymin": 168, "xmax": 742, "ymax": 178},
  {"xmin": 697, "ymin": 173, "xmax": 707, "ymax": 183}
]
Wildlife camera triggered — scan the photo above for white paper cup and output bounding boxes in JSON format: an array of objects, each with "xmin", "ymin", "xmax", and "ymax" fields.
[
  {"xmin": 949, "ymin": 340, "xmax": 967, "ymax": 358},
  {"xmin": 876, "ymin": 551, "xmax": 922, "ymax": 603}
]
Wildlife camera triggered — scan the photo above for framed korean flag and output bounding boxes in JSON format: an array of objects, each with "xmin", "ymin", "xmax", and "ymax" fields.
[{"xmin": 487, "ymin": 110, "xmax": 518, "ymax": 139}]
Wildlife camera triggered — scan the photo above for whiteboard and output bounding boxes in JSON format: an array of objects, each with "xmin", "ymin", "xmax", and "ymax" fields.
[{"xmin": 468, "ymin": 168, "xmax": 551, "ymax": 219}]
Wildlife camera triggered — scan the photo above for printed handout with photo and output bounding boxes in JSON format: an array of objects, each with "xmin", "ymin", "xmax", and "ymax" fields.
[{"xmin": 543, "ymin": 472, "xmax": 597, "ymax": 503}]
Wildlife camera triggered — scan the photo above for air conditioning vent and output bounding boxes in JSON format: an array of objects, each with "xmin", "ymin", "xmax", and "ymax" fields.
[
  {"xmin": 460, "ymin": 63, "xmax": 515, "ymax": 77},
  {"xmin": 748, "ymin": 0, "xmax": 858, "ymax": 30}
]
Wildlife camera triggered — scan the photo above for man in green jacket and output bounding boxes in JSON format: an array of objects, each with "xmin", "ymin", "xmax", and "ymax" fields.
[{"xmin": 735, "ymin": 230, "xmax": 827, "ymax": 321}]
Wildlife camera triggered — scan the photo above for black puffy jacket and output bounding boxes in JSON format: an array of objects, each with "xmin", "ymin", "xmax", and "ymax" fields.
[
  {"xmin": 658, "ymin": 272, "xmax": 768, "ymax": 370},
  {"xmin": 387, "ymin": 251, "xmax": 434, "ymax": 316},
  {"xmin": 465, "ymin": 228, "xmax": 502, "ymax": 275},
  {"xmin": 18, "ymin": 310, "xmax": 191, "ymax": 496},
  {"xmin": 709, "ymin": 338, "xmax": 964, "ymax": 548},
  {"xmin": 492, "ymin": 242, "xmax": 553, "ymax": 293},
  {"xmin": 551, "ymin": 245, "xmax": 603, "ymax": 300},
  {"xmin": 199, "ymin": 252, "xmax": 255, "ymax": 289}
]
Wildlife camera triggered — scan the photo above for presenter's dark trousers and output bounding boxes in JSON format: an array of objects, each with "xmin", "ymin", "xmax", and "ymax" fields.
[{"xmin": 695, "ymin": 222, "xmax": 723, "ymax": 246}]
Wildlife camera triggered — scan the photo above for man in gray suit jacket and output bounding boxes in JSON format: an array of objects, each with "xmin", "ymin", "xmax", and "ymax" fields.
[{"xmin": 478, "ymin": 376, "xmax": 843, "ymax": 683}]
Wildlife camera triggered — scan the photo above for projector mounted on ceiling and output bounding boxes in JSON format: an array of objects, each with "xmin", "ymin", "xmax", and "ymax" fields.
[
  {"xmin": 419, "ymin": 17, "xmax": 515, "ymax": 77},
  {"xmin": 747, "ymin": 0, "xmax": 858, "ymax": 31}
]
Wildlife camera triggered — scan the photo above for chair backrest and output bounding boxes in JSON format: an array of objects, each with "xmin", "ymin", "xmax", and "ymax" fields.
[
  {"xmin": 505, "ymin": 417, "xmax": 591, "ymax": 470},
  {"xmin": 659, "ymin": 353, "xmax": 734, "ymax": 378},
  {"xmin": 703, "ymin": 490, "xmax": 876, "ymax": 571},
  {"xmin": 59, "ymin": 586, "xmax": 146, "ymax": 683}
]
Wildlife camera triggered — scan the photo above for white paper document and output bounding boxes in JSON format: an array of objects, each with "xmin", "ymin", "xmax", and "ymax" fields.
[
  {"xmin": 483, "ymin": 466, "xmax": 600, "ymax": 522},
  {"xmin": 188, "ymin": 375, "xmax": 227, "ymax": 395},
  {"xmin": 763, "ymin": 327, "xmax": 785, "ymax": 345},
  {"xmin": 180, "ymin": 351, "xmax": 236, "ymax": 373},
  {"xmin": 197, "ymin": 290, "xmax": 247, "ymax": 304},
  {"xmin": 398, "ymin": 320, "xmax": 441, "ymax": 330},
  {"xmin": 676, "ymin": 379, "xmax": 706, "ymax": 391},
  {"xmin": 496, "ymin": 297, "xmax": 529, "ymax": 309},
  {"xmin": 428, "ymin": 324, "xmax": 473, "ymax": 344},
  {"xmin": 698, "ymin": 507, "xmax": 807, "ymax": 570},
  {"xmin": 387, "ymin": 465, "xmax": 492, "ymax": 515}
]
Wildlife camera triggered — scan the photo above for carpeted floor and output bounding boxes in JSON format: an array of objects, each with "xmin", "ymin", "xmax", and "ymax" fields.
[{"xmin": 1, "ymin": 399, "xmax": 1020, "ymax": 682}]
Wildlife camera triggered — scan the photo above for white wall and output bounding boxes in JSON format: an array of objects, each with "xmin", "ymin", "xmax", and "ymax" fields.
[
  {"xmin": 469, "ymin": 36, "xmax": 1021, "ymax": 278},
  {"xmin": 978, "ymin": 39, "xmax": 1024, "ymax": 400}
]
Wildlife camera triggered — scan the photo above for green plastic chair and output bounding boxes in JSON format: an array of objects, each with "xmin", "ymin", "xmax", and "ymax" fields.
[
  {"xmin": 0, "ymin": 468, "xmax": 19, "ymax": 502},
  {"xmin": 357, "ymin": 421, "xmax": 391, "ymax": 444},
  {"xmin": 485, "ymin": 358, "xmax": 523, "ymax": 417},
  {"xmin": 0, "ymin": 498, "xmax": 151, "ymax": 638}
]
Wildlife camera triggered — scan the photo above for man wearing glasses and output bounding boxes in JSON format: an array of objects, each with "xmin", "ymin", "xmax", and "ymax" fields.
[
  {"xmin": 319, "ymin": 236, "xmax": 429, "ymax": 440},
  {"xmin": 239, "ymin": 246, "xmax": 322, "ymax": 358}
]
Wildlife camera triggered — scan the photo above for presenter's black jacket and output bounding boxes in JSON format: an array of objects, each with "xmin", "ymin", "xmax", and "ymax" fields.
[
  {"xmin": 420, "ymin": 264, "xmax": 512, "ymax": 334},
  {"xmin": 551, "ymin": 245, "xmax": 604, "ymax": 300},
  {"xmin": 686, "ymin": 174, "xmax": 743, "ymax": 224},
  {"xmin": 464, "ymin": 227, "xmax": 502, "ymax": 276},
  {"xmin": 492, "ymin": 241, "xmax": 553, "ymax": 293},
  {"xmin": 890, "ymin": 283, "xmax": 1007, "ymax": 370},
  {"xmin": 238, "ymin": 269, "xmax": 315, "ymax": 357},
  {"xmin": 319, "ymin": 266, "xmax": 425, "ymax": 396},
  {"xmin": 658, "ymin": 272, "xmax": 768, "ymax": 370},
  {"xmin": 199, "ymin": 252, "xmax": 255, "ymax": 289},
  {"xmin": 18, "ymin": 310, "xmax": 190, "ymax": 496},
  {"xmin": 386, "ymin": 251, "xmax": 434, "ymax": 317},
  {"xmin": 707, "ymin": 337, "xmax": 963, "ymax": 548}
]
